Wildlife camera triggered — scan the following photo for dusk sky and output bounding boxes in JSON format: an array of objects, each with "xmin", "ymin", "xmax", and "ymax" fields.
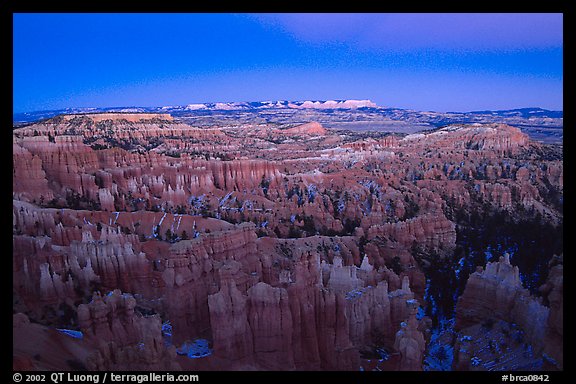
[{"xmin": 13, "ymin": 13, "xmax": 563, "ymax": 114}]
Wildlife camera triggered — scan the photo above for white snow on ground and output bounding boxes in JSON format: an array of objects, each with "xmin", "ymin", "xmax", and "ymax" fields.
[
  {"xmin": 56, "ymin": 329, "xmax": 83, "ymax": 339},
  {"xmin": 158, "ymin": 212, "xmax": 167, "ymax": 227},
  {"xmin": 162, "ymin": 320, "xmax": 212, "ymax": 359},
  {"xmin": 423, "ymin": 318, "xmax": 455, "ymax": 371},
  {"xmin": 176, "ymin": 339, "xmax": 212, "ymax": 359}
]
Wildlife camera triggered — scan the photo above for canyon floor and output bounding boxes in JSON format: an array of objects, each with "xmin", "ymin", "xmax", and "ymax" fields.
[{"xmin": 12, "ymin": 111, "xmax": 563, "ymax": 371}]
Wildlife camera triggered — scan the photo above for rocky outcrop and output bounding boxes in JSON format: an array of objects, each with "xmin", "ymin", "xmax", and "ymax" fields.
[
  {"xmin": 402, "ymin": 124, "xmax": 530, "ymax": 154},
  {"xmin": 282, "ymin": 122, "xmax": 327, "ymax": 136},
  {"xmin": 393, "ymin": 298, "xmax": 426, "ymax": 370},
  {"xmin": 13, "ymin": 234, "xmax": 83, "ymax": 314},
  {"xmin": 12, "ymin": 139, "xmax": 54, "ymax": 203},
  {"xmin": 344, "ymin": 280, "xmax": 393, "ymax": 348},
  {"xmin": 366, "ymin": 213, "xmax": 456, "ymax": 254},
  {"xmin": 247, "ymin": 282, "xmax": 294, "ymax": 369},
  {"xmin": 343, "ymin": 136, "xmax": 400, "ymax": 151},
  {"xmin": 78, "ymin": 290, "xmax": 180, "ymax": 371},
  {"xmin": 13, "ymin": 129, "xmax": 284, "ymax": 209},
  {"xmin": 206, "ymin": 248, "xmax": 424, "ymax": 371},
  {"xmin": 324, "ymin": 255, "xmax": 363, "ymax": 293},
  {"xmin": 540, "ymin": 256, "xmax": 563, "ymax": 369},
  {"xmin": 207, "ymin": 263, "xmax": 254, "ymax": 363},
  {"xmin": 13, "ymin": 219, "xmax": 151, "ymax": 319},
  {"xmin": 13, "ymin": 312, "xmax": 94, "ymax": 371},
  {"xmin": 455, "ymin": 254, "xmax": 561, "ymax": 368}
]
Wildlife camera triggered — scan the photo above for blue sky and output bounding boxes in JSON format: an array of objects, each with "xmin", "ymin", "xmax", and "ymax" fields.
[{"xmin": 13, "ymin": 13, "xmax": 563, "ymax": 113}]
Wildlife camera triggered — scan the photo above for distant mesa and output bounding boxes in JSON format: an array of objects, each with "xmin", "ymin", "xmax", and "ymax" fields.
[
  {"xmin": 185, "ymin": 104, "xmax": 208, "ymax": 110},
  {"xmin": 183, "ymin": 99, "xmax": 378, "ymax": 111},
  {"xmin": 465, "ymin": 107, "xmax": 564, "ymax": 119},
  {"xmin": 293, "ymin": 99, "xmax": 377, "ymax": 109}
]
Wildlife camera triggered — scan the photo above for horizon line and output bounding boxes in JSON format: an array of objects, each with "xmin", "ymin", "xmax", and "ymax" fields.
[{"xmin": 12, "ymin": 100, "xmax": 564, "ymax": 117}]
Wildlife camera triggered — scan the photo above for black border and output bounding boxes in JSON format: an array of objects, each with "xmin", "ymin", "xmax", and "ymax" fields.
[{"xmin": 7, "ymin": 3, "xmax": 570, "ymax": 383}]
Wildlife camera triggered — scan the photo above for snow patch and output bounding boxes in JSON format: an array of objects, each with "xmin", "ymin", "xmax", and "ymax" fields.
[
  {"xmin": 176, "ymin": 339, "xmax": 212, "ymax": 359},
  {"xmin": 56, "ymin": 329, "xmax": 83, "ymax": 339}
]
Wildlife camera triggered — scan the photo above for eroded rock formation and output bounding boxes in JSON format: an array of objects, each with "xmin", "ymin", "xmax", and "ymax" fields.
[
  {"xmin": 12, "ymin": 113, "xmax": 562, "ymax": 371},
  {"xmin": 454, "ymin": 254, "xmax": 563, "ymax": 370},
  {"xmin": 77, "ymin": 290, "xmax": 181, "ymax": 371}
]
